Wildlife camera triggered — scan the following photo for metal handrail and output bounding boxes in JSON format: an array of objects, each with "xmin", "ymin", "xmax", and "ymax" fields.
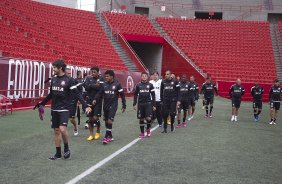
[{"xmin": 118, "ymin": 33, "xmax": 148, "ymax": 72}]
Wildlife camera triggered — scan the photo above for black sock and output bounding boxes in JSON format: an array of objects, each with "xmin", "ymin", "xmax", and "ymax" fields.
[
  {"xmin": 108, "ymin": 124, "xmax": 113, "ymax": 137},
  {"xmin": 274, "ymin": 118, "xmax": 276, "ymax": 122},
  {"xmin": 271, "ymin": 118, "xmax": 273, "ymax": 122},
  {"xmin": 64, "ymin": 143, "xmax": 69, "ymax": 152},
  {"xmin": 205, "ymin": 106, "xmax": 208, "ymax": 115},
  {"xmin": 177, "ymin": 120, "xmax": 181, "ymax": 124},
  {"xmin": 170, "ymin": 114, "xmax": 175, "ymax": 125},
  {"xmin": 257, "ymin": 110, "xmax": 261, "ymax": 115},
  {"xmin": 96, "ymin": 120, "xmax": 101, "ymax": 133},
  {"xmin": 139, "ymin": 120, "xmax": 145, "ymax": 134},
  {"xmin": 147, "ymin": 120, "xmax": 151, "ymax": 130},
  {"xmin": 163, "ymin": 116, "xmax": 168, "ymax": 129},
  {"xmin": 182, "ymin": 117, "xmax": 185, "ymax": 122},
  {"xmin": 210, "ymin": 106, "xmax": 213, "ymax": 114},
  {"xmin": 56, "ymin": 147, "xmax": 61, "ymax": 157}
]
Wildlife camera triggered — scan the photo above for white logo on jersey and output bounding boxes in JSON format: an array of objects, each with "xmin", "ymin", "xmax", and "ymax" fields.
[
  {"xmin": 61, "ymin": 81, "xmax": 66, "ymax": 86},
  {"xmin": 126, "ymin": 76, "xmax": 134, "ymax": 93}
]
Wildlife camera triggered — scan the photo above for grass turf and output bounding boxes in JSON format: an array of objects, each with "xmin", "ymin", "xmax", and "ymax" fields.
[{"xmin": 0, "ymin": 97, "xmax": 281, "ymax": 184}]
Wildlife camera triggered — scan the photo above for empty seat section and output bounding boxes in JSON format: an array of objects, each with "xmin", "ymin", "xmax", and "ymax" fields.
[
  {"xmin": 103, "ymin": 12, "xmax": 160, "ymax": 36},
  {"xmin": 156, "ymin": 17, "xmax": 276, "ymax": 83},
  {"xmin": 0, "ymin": 0, "xmax": 127, "ymax": 70}
]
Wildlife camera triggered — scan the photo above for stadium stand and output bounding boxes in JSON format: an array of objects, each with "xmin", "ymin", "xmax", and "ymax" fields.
[
  {"xmin": 156, "ymin": 17, "xmax": 277, "ymax": 84},
  {"xmin": 103, "ymin": 12, "xmax": 160, "ymax": 36},
  {"xmin": 0, "ymin": 0, "xmax": 127, "ymax": 70}
]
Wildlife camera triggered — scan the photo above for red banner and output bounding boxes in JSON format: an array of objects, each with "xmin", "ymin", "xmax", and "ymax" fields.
[{"xmin": 0, "ymin": 57, "xmax": 142, "ymax": 109}]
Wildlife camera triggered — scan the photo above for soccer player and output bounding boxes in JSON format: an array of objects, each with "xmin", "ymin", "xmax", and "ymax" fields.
[
  {"xmin": 269, "ymin": 79, "xmax": 282, "ymax": 125},
  {"xmin": 187, "ymin": 76, "xmax": 199, "ymax": 121},
  {"xmin": 149, "ymin": 72, "xmax": 163, "ymax": 127},
  {"xmin": 160, "ymin": 70, "xmax": 179, "ymax": 133},
  {"xmin": 251, "ymin": 83, "xmax": 264, "ymax": 122},
  {"xmin": 229, "ymin": 79, "xmax": 245, "ymax": 122},
  {"xmin": 93, "ymin": 70, "xmax": 126, "ymax": 145},
  {"xmin": 200, "ymin": 77, "xmax": 218, "ymax": 118},
  {"xmin": 35, "ymin": 60, "xmax": 91, "ymax": 160},
  {"xmin": 83, "ymin": 66, "xmax": 104, "ymax": 141},
  {"xmin": 65, "ymin": 68, "xmax": 80, "ymax": 136},
  {"xmin": 75, "ymin": 71, "xmax": 83, "ymax": 125},
  {"xmin": 133, "ymin": 72, "xmax": 156, "ymax": 138},
  {"xmin": 176, "ymin": 74, "xmax": 190, "ymax": 128}
]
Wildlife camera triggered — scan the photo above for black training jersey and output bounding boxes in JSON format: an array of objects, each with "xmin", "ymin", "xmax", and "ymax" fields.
[
  {"xmin": 83, "ymin": 76, "xmax": 104, "ymax": 100},
  {"xmin": 41, "ymin": 75, "xmax": 87, "ymax": 111},
  {"xmin": 188, "ymin": 82, "xmax": 199, "ymax": 100},
  {"xmin": 133, "ymin": 82, "xmax": 155, "ymax": 106},
  {"xmin": 95, "ymin": 80, "xmax": 126, "ymax": 109},
  {"xmin": 178, "ymin": 81, "xmax": 190, "ymax": 101},
  {"xmin": 269, "ymin": 85, "xmax": 282, "ymax": 102},
  {"xmin": 201, "ymin": 82, "xmax": 218, "ymax": 98},
  {"xmin": 251, "ymin": 86, "xmax": 264, "ymax": 101},
  {"xmin": 75, "ymin": 78, "xmax": 84, "ymax": 94},
  {"xmin": 160, "ymin": 79, "xmax": 179, "ymax": 102},
  {"xmin": 229, "ymin": 84, "xmax": 245, "ymax": 99}
]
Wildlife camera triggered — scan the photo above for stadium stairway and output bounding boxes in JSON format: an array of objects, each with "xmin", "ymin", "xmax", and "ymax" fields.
[
  {"xmin": 96, "ymin": 13, "xmax": 139, "ymax": 72},
  {"xmin": 269, "ymin": 22, "xmax": 282, "ymax": 81},
  {"xmin": 150, "ymin": 18, "xmax": 207, "ymax": 78}
]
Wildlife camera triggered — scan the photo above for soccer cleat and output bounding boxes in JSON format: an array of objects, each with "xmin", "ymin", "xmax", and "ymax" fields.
[
  {"xmin": 234, "ymin": 117, "xmax": 238, "ymax": 122},
  {"xmin": 269, "ymin": 121, "xmax": 273, "ymax": 125},
  {"xmin": 63, "ymin": 150, "xmax": 71, "ymax": 159},
  {"xmin": 84, "ymin": 123, "xmax": 89, "ymax": 129},
  {"xmin": 161, "ymin": 129, "xmax": 167, "ymax": 133},
  {"xmin": 146, "ymin": 129, "xmax": 151, "ymax": 137},
  {"xmin": 94, "ymin": 133, "xmax": 100, "ymax": 140},
  {"xmin": 107, "ymin": 137, "xmax": 114, "ymax": 142},
  {"xmin": 188, "ymin": 116, "xmax": 193, "ymax": 121},
  {"xmin": 231, "ymin": 116, "xmax": 235, "ymax": 122},
  {"xmin": 48, "ymin": 154, "xmax": 62, "ymax": 161},
  {"xmin": 138, "ymin": 133, "xmax": 145, "ymax": 138},
  {"xmin": 74, "ymin": 129, "xmax": 78, "ymax": 136},
  {"xmin": 273, "ymin": 121, "xmax": 277, "ymax": 125},
  {"xmin": 182, "ymin": 122, "xmax": 187, "ymax": 127},
  {"xmin": 205, "ymin": 114, "xmax": 209, "ymax": 118},
  {"xmin": 86, "ymin": 135, "xmax": 95, "ymax": 141},
  {"xmin": 209, "ymin": 114, "xmax": 213, "ymax": 118},
  {"xmin": 102, "ymin": 138, "xmax": 108, "ymax": 145},
  {"xmin": 176, "ymin": 124, "xmax": 182, "ymax": 128}
]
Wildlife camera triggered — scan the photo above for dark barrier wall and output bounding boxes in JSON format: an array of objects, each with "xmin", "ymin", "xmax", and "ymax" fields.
[{"xmin": 0, "ymin": 57, "xmax": 142, "ymax": 109}]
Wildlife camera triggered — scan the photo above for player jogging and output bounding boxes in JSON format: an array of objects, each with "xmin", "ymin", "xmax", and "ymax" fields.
[
  {"xmin": 269, "ymin": 79, "xmax": 281, "ymax": 125},
  {"xmin": 34, "ymin": 60, "xmax": 91, "ymax": 160},
  {"xmin": 83, "ymin": 67, "xmax": 104, "ymax": 141},
  {"xmin": 229, "ymin": 79, "xmax": 245, "ymax": 122},
  {"xmin": 176, "ymin": 74, "xmax": 190, "ymax": 128},
  {"xmin": 149, "ymin": 72, "xmax": 162, "ymax": 127},
  {"xmin": 200, "ymin": 77, "xmax": 218, "ymax": 118},
  {"xmin": 251, "ymin": 83, "xmax": 264, "ymax": 122},
  {"xmin": 133, "ymin": 72, "xmax": 156, "ymax": 138},
  {"xmin": 187, "ymin": 76, "xmax": 199, "ymax": 121},
  {"xmin": 160, "ymin": 70, "xmax": 179, "ymax": 133},
  {"xmin": 93, "ymin": 70, "xmax": 126, "ymax": 145}
]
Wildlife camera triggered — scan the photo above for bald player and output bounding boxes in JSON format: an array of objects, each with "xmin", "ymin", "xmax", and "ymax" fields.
[{"xmin": 229, "ymin": 79, "xmax": 245, "ymax": 122}]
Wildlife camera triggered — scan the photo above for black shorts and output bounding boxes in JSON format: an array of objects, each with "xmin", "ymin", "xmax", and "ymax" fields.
[
  {"xmin": 178, "ymin": 100, "xmax": 189, "ymax": 112},
  {"xmin": 253, "ymin": 100, "xmax": 262, "ymax": 109},
  {"xmin": 69, "ymin": 104, "xmax": 77, "ymax": 118},
  {"xmin": 188, "ymin": 97, "xmax": 196, "ymax": 107},
  {"xmin": 270, "ymin": 101, "xmax": 280, "ymax": 111},
  {"xmin": 87, "ymin": 99, "xmax": 102, "ymax": 117},
  {"xmin": 162, "ymin": 100, "xmax": 177, "ymax": 117},
  {"xmin": 205, "ymin": 97, "xmax": 214, "ymax": 105},
  {"xmin": 232, "ymin": 98, "xmax": 241, "ymax": 108},
  {"xmin": 137, "ymin": 102, "xmax": 153, "ymax": 119},
  {"xmin": 51, "ymin": 111, "xmax": 69, "ymax": 128},
  {"xmin": 104, "ymin": 105, "xmax": 118, "ymax": 121}
]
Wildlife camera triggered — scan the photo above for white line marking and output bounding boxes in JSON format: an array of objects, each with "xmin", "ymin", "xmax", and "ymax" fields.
[{"xmin": 66, "ymin": 125, "xmax": 159, "ymax": 184}]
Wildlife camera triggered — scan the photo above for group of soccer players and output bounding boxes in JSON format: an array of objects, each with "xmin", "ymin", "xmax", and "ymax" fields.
[{"xmin": 34, "ymin": 60, "xmax": 282, "ymax": 160}]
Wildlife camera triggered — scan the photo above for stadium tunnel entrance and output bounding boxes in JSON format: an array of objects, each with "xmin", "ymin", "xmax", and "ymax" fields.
[{"xmin": 128, "ymin": 41, "xmax": 163, "ymax": 75}]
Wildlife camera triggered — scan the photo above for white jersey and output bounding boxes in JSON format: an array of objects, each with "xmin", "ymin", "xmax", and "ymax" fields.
[{"xmin": 149, "ymin": 79, "xmax": 162, "ymax": 101}]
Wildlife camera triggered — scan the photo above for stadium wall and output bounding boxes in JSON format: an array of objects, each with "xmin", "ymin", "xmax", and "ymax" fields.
[
  {"xmin": 33, "ymin": 0, "xmax": 78, "ymax": 9},
  {"xmin": 0, "ymin": 57, "xmax": 141, "ymax": 109}
]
